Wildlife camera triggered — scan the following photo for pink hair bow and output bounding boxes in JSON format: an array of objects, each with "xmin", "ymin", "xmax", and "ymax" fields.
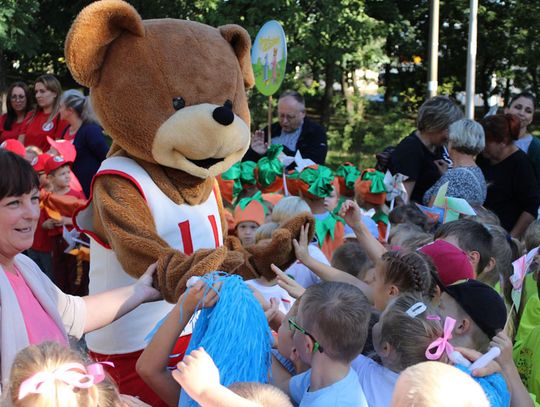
[
  {"xmin": 425, "ymin": 316, "xmax": 456, "ymax": 361},
  {"xmin": 18, "ymin": 361, "xmax": 114, "ymax": 400}
]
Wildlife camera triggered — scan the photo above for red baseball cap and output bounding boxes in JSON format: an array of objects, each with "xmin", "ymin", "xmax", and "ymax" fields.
[
  {"xmin": 419, "ymin": 239, "xmax": 475, "ymax": 286},
  {"xmin": 44, "ymin": 155, "xmax": 72, "ymax": 175},
  {"xmin": 1, "ymin": 139, "xmax": 26, "ymax": 157},
  {"xmin": 46, "ymin": 137, "xmax": 76, "ymax": 162},
  {"xmin": 32, "ymin": 153, "xmax": 52, "ymax": 173}
]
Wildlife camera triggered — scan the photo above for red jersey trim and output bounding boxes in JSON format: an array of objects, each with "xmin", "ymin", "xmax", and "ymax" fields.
[{"xmin": 73, "ymin": 169, "xmax": 149, "ymax": 249}]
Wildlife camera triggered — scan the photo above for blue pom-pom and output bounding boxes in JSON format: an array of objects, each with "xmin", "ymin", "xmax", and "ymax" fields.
[
  {"xmin": 180, "ymin": 272, "xmax": 273, "ymax": 407},
  {"xmin": 455, "ymin": 364, "xmax": 510, "ymax": 407}
]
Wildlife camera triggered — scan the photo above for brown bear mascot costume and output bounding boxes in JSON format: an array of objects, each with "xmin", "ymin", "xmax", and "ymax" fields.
[{"xmin": 66, "ymin": 1, "xmax": 312, "ymax": 404}]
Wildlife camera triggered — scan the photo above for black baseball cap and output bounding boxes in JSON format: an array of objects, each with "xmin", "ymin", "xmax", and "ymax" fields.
[{"xmin": 444, "ymin": 280, "xmax": 507, "ymax": 339}]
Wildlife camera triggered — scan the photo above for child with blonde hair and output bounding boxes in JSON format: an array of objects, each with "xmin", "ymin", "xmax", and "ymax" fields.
[
  {"xmin": 6, "ymin": 341, "xmax": 125, "ymax": 407},
  {"xmin": 391, "ymin": 361, "xmax": 489, "ymax": 407},
  {"xmin": 523, "ymin": 219, "xmax": 540, "ymax": 253},
  {"xmin": 271, "ymin": 197, "xmax": 329, "ymax": 288},
  {"xmin": 352, "ymin": 293, "xmax": 446, "ymax": 407},
  {"xmin": 244, "ymin": 219, "xmax": 293, "ymax": 314}
]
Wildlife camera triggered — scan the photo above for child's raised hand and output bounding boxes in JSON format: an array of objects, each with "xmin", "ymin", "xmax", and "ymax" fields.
[
  {"xmin": 272, "ymin": 264, "xmax": 305, "ymax": 299},
  {"xmin": 490, "ymin": 331, "xmax": 513, "ymax": 371},
  {"xmin": 454, "ymin": 346, "xmax": 502, "ymax": 377},
  {"xmin": 292, "ymin": 223, "xmax": 311, "ymax": 264},
  {"xmin": 338, "ymin": 200, "xmax": 362, "ymax": 230},
  {"xmin": 248, "ymin": 286, "xmax": 281, "ymax": 323},
  {"xmin": 172, "ymin": 347, "xmax": 220, "ymax": 399},
  {"xmin": 264, "ymin": 297, "xmax": 281, "ymax": 323},
  {"xmin": 181, "ymin": 279, "xmax": 220, "ymax": 312}
]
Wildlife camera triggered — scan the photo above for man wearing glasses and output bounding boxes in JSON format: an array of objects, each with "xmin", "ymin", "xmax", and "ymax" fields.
[{"xmin": 244, "ymin": 90, "xmax": 327, "ymax": 165}]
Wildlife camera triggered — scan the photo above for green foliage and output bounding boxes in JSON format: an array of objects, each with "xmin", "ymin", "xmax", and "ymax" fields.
[
  {"xmin": 0, "ymin": 0, "xmax": 40, "ymax": 54},
  {"xmin": 326, "ymin": 100, "xmax": 415, "ymax": 169},
  {"xmin": 1, "ymin": 0, "xmax": 540, "ymax": 165}
]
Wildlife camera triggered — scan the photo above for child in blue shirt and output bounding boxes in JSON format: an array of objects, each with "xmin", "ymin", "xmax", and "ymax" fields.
[{"xmin": 275, "ymin": 281, "xmax": 371, "ymax": 406}]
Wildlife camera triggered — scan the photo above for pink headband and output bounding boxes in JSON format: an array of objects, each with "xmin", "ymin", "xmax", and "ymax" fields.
[
  {"xmin": 18, "ymin": 361, "xmax": 114, "ymax": 400},
  {"xmin": 425, "ymin": 316, "xmax": 455, "ymax": 361}
]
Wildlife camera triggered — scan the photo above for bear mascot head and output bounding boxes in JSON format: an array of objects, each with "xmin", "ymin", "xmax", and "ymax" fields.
[{"xmin": 67, "ymin": 0, "xmax": 313, "ymax": 304}]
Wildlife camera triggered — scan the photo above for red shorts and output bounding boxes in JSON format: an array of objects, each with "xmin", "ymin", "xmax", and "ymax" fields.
[{"xmin": 89, "ymin": 334, "xmax": 192, "ymax": 406}]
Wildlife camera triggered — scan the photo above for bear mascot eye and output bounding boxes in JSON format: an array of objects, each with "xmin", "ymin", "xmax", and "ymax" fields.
[{"xmin": 173, "ymin": 97, "xmax": 185, "ymax": 111}]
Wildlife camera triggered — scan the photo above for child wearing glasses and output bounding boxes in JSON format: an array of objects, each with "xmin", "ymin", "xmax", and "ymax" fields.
[{"xmin": 274, "ymin": 281, "xmax": 371, "ymax": 406}]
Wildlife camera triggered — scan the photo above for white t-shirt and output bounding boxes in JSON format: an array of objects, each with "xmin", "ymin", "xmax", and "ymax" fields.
[
  {"xmin": 245, "ymin": 279, "xmax": 294, "ymax": 314},
  {"xmin": 351, "ymin": 354, "xmax": 399, "ymax": 407},
  {"xmin": 289, "ymin": 367, "xmax": 368, "ymax": 407},
  {"xmin": 285, "ymin": 244, "xmax": 329, "ymax": 288}
]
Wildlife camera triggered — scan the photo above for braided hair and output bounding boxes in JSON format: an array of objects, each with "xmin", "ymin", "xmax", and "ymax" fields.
[{"xmin": 380, "ymin": 251, "xmax": 435, "ymax": 298}]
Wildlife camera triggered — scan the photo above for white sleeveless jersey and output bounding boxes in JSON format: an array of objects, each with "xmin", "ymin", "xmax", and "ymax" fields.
[{"xmin": 77, "ymin": 157, "xmax": 223, "ymax": 354}]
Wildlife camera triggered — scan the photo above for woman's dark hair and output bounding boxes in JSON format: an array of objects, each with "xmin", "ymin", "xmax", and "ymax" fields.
[
  {"xmin": 0, "ymin": 151, "xmax": 39, "ymax": 200},
  {"xmin": 4, "ymin": 81, "xmax": 32, "ymax": 131},
  {"xmin": 507, "ymin": 91, "xmax": 536, "ymax": 109},
  {"xmin": 480, "ymin": 113, "xmax": 521, "ymax": 145}
]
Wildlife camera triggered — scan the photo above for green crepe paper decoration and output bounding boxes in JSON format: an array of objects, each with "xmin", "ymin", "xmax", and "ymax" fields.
[
  {"xmin": 299, "ymin": 165, "xmax": 335, "ymax": 198},
  {"xmin": 257, "ymin": 144, "xmax": 284, "ymax": 188},
  {"xmin": 433, "ymin": 182, "xmax": 476, "ymax": 223},
  {"xmin": 222, "ymin": 161, "xmax": 257, "ymax": 199},
  {"xmin": 237, "ymin": 190, "xmax": 268, "ymax": 215},
  {"xmin": 336, "ymin": 164, "xmax": 361, "ymax": 191},
  {"xmin": 371, "ymin": 210, "xmax": 389, "ymax": 225},
  {"xmin": 362, "ymin": 170, "xmax": 386, "ymax": 194},
  {"xmin": 315, "ymin": 212, "xmax": 345, "ymax": 244}
]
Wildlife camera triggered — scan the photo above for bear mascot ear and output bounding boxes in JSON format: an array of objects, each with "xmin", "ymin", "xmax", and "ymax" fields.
[
  {"xmin": 219, "ymin": 24, "xmax": 255, "ymax": 89},
  {"xmin": 65, "ymin": 0, "xmax": 145, "ymax": 87}
]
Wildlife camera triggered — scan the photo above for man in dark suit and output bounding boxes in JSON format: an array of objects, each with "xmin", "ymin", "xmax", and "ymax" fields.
[{"xmin": 243, "ymin": 91, "xmax": 327, "ymax": 165}]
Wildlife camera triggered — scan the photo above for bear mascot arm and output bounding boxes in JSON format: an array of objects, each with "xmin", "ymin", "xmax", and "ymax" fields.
[{"xmin": 66, "ymin": 0, "xmax": 313, "ymax": 303}]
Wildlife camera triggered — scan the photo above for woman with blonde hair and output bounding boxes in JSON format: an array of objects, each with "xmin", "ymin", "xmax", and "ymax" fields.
[{"xmin": 19, "ymin": 75, "xmax": 68, "ymax": 152}]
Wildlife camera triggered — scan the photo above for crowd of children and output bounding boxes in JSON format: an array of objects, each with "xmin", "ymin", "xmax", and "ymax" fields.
[{"xmin": 2, "ymin": 85, "xmax": 540, "ymax": 406}]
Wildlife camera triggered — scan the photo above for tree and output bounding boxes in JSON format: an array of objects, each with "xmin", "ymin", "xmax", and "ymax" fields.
[{"xmin": 0, "ymin": 0, "xmax": 40, "ymax": 88}]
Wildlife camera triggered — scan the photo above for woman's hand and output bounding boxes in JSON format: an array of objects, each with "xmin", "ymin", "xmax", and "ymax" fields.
[
  {"xmin": 272, "ymin": 264, "xmax": 305, "ymax": 299},
  {"xmin": 133, "ymin": 263, "xmax": 162, "ymax": 303},
  {"xmin": 293, "ymin": 223, "xmax": 311, "ymax": 264},
  {"xmin": 338, "ymin": 200, "xmax": 363, "ymax": 231},
  {"xmin": 172, "ymin": 347, "xmax": 220, "ymax": 399}
]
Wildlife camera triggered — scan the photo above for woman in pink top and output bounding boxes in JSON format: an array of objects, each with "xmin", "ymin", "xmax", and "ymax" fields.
[
  {"xmin": 0, "ymin": 82, "xmax": 32, "ymax": 142},
  {"xmin": 19, "ymin": 74, "xmax": 69, "ymax": 152},
  {"xmin": 0, "ymin": 150, "xmax": 161, "ymax": 388}
]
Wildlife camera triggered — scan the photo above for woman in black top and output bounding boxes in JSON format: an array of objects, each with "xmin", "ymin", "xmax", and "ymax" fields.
[
  {"xmin": 389, "ymin": 96, "xmax": 464, "ymax": 203},
  {"xmin": 478, "ymin": 114, "xmax": 540, "ymax": 238}
]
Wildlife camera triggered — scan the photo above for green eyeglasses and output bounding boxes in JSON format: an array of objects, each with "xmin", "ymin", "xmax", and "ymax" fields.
[{"xmin": 288, "ymin": 317, "xmax": 324, "ymax": 353}]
